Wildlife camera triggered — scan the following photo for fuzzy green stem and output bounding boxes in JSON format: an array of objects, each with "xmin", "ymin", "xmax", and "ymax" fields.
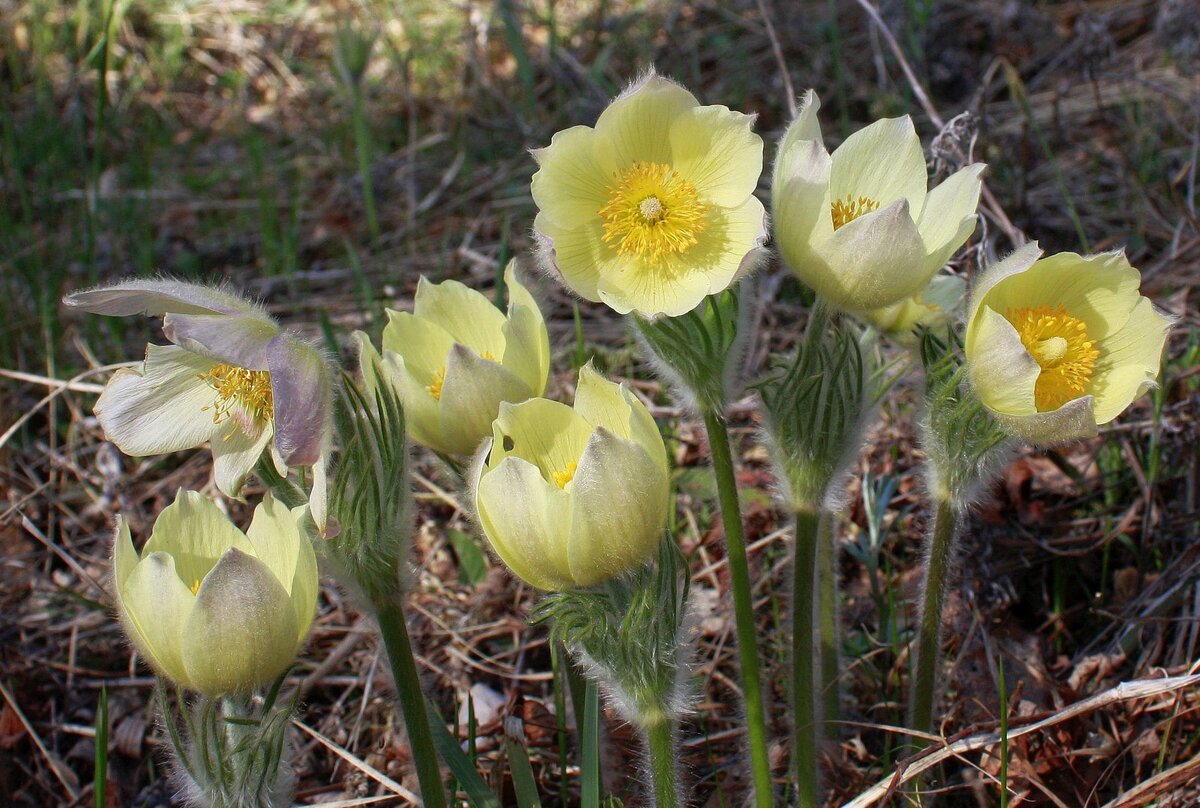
[
  {"xmin": 909, "ymin": 495, "xmax": 958, "ymax": 737},
  {"xmin": 702, "ymin": 409, "xmax": 774, "ymax": 808},
  {"xmin": 375, "ymin": 601, "xmax": 447, "ymax": 808},
  {"xmin": 644, "ymin": 714, "xmax": 681, "ymax": 808},
  {"xmin": 791, "ymin": 509, "xmax": 820, "ymax": 808},
  {"xmin": 815, "ymin": 509, "xmax": 840, "ymax": 740}
]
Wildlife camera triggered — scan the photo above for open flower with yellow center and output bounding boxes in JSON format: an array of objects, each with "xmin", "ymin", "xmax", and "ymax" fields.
[
  {"xmin": 356, "ymin": 262, "xmax": 550, "ymax": 456},
  {"xmin": 860, "ymin": 273, "xmax": 966, "ymax": 342},
  {"xmin": 474, "ymin": 365, "xmax": 669, "ymax": 591},
  {"xmin": 64, "ymin": 279, "xmax": 333, "ymax": 531},
  {"xmin": 531, "ymin": 70, "xmax": 767, "ymax": 318},
  {"xmin": 773, "ymin": 90, "xmax": 986, "ymax": 312},
  {"xmin": 114, "ymin": 490, "xmax": 318, "ymax": 695},
  {"xmin": 965, "ymin": 243, "xmax": 1172, "ymax": 444}
]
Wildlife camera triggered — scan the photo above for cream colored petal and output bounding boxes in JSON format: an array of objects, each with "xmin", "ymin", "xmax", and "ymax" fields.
[
  {"xmin": 476, "ymin": 457, "xmax": 575, "ymax": 591},
  {"xmin": 381, "ymin": 310, "xmax": 456, "ymax": 380},
  {"xmin": 245, "ymin": 496, "xmax": 319, "ymax": 641},
  {"xmin": 438, "ymin": 344, "xmax": 534, "ymax": 456},
  {"xmin": 566, "ymin": 429, "xmax": 668, "ymax": 587},
  {"xmin": 491, "ymin": 398, "xmax": 592, "ymax": 481},
  {"xmin": 288, "ymin": 504, "xmax": 320, "ymax": 641},
  {"xmin": 382, "ymin": 352, "xmax": 445, "ymax": 453},
  {"xmin": 773, "ymin": 140, "xmax": 834, "ymax": 272},
  {"xmin": 774, "ymin": 89, "xmax": 824, "ymax": 188},
  {"xmin": 995, "ymin": 397, "xmax": 1098, "ymax": 446},
  {"xmin": 917, "ymin": 163, "xmax": 984, "ymax": 270},
  {"xmin": 829, "ymin": 116, "xmax": 928, "ymax": 212},
  {"xmin": 668, "ymin": 103, "xmax": 763, "ymax": 206},
  {"xmin": 966, "ymin": 305, "xmax": 1040, "ymax": 416},
  {"xmin": 144, "ymin": 489, "xmax": 254, "ymax": 588},
  {"xmin": 573, "ymin": 365, "xmax": 667, "ymax": 478},
  {"xmin": 967, "ymin": 242, "xmax": 1043, "ymax": 321},
  {"xmin": 211, "ymin": 417, "xmax": 274, "ymax": 498},
  {"xmin": 533, "ymin": 212, "xmax": 610, "ymax": 304},
  {"xmin": 1090, "ymin": 297, "xmax": 1171, "ymax": 423},
  {"xmin": 182, "ymin": 548, "xmax": 298, "ymax": 694},
  {"xmin": 805, "ymin": 199, "xmax": 928, "ymax": 311},
  {"xmin": 113, "ymin": 517, "xmax": 139, "ymax": 589},
  {"xmin": 64, "ymin": 278, "xmax": 264, "ymax": 318},
  {"xmin": 414, "ymin": 276, "xmax": 508, "ymax": 357},
  {"xmin": 117, "ymin": 549, "xmax": 194, "ymax": 687},
  {"xmin": 530, "ymin": 125, "xmax": 612, "ymax": 231},
  {"xmin": 595, "ymin": 194, "xmax": 767, "ymax": 318},
  {"xmin": 308, "ymin": 451, "xmax": 333, "ymax": 539},
  {"xmin": 94, "ymin": 344, "xmax": 222, "ymax": 457},
  {"xmin": 355, "ymin": 331, "xmax": 384, "ymax": 394},
  {"xmin": 501, "ymin": 263, "xmax": 551, "ymax": 395},
  {"xmin": 594, "ymin": 73, "xmax": 698, "ymax": 168}
]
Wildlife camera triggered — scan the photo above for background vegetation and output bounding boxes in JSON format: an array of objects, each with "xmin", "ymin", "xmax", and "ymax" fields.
[{"xmin": 2, "ymin": 0, "xmax": 1198, "ymax": 804}]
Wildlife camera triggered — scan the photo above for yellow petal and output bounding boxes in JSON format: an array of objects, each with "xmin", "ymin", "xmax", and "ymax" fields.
[
  {"xmin": 917, "ymin": 163, "xmax": 984, "ymax": 270},
  {"xmin": 594, "ymin": 73, "xmax": 698, "ymax": 169},
  {"xmin": 500, "ymin": 263, "xmax": 551, "ymax": 395},
  {"xmin": 382, "ymin": 351, "xmax": 446, "ymax": 453},
  {"xmin": 1090, "ymin": 297, "xmax": 1171, "ymax": 423},
  {"xmin": 573, "ymin": 364, "xmax": 667, "ymax": 478},
  {"xmin": 381, "ymin": 310, "xmax": 456, "ymax": 381},
  {"xmin": 413, "ymin": 276, "xmax": 508, "ymax": 358},
  {"xmin": 530, "ymin": 125, "xmax": 612, "ymax": 231},
  {"xmin": 668, "ymin": 103, "xmax": 763, "ymax": 207},
  {"xmin": 182, "ymin": 548, "xmax": 298, "ymax": 694},
  {"xmin": 491, "ymin": 398, "xmax": 593, "ymax": 482},
  {"xmin": 143, "ymin": 489, "xmax": 254, "ymax": 589},
  {"xmin": 534, "ymin": 212, "xmax": 617, "ymax": 306},
  {"xmin": 828, "ymin": 116, "xmax": 928, "ymax": 215},
  {"xmin": 967, "ymin": 305, "xmax": 1041, "ymax": 416},
  {"xmin": 566, "ymin": 429, "xmax": 669, "ymax": 587},
  {"xmin": 774, "ymin": 89, "xmax": 824, "ymax": 188},
  {"xmin": 118, "ymin": 549, "xmax": 195, "ymax": 687},
  {"xmin": 476, "ymin": 456, "xmax": 575, "ymax": 591},
  {"xmin": 438, "ymin": 344, "xmax": 534, "ymax": 456},
  {"xmin": 210, "ymin": 417, "xmax": 274, "ymax": 497}
]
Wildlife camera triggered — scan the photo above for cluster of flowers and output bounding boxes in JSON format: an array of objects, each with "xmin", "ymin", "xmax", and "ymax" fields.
[{"xmin": 69, "ymin": 70, "xmax": 1170, "ymax": 807}]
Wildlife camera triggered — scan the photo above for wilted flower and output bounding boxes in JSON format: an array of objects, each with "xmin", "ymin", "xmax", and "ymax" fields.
[
  {"xmin": 531, "ymin": 70, "xmax": 767, "ymax": 318},
  {"xmin": 773, "ymin": 90, "xmax": 985, "ymax": 312},
  {"xmin": 65, "ymin": 280, "xmax": 333, "ymax": 525},
  {"xmin": 357, "ymin": 262, "xmax": 550, "ymax": 456},
  {"xmin": 860, "ymin": 273, "xmax": 966, "ymax": 340},
  {"xmin": 475, "ymin": 365, "xmax": 669, "ymax": 591},
  {"xmin": 113, "ymin": 490, "xmax": 318, "ymax": 695},
  {"xmin": 965, "ymin": 243, "xmax": 1171, "ymax": 444}
]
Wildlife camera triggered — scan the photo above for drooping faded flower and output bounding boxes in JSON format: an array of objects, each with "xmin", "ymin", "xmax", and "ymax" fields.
[
  {"xmin": 773, "ymin": 90, "xmax": 985, "ymax": 313},
  {"xmin": 531, "ymin": 70, "xmax": 767, "ymax": 318},
  {"xmin": 965, "ymin": 243, "xmax": 1172, "ymax": 444},
  {"xmin": 64, "ymin": 279, "xmax": 333, "ymax": 524},
  {"xmin": 114, "ymin": 490, "xmax": 318, "ymax": 695},
  {"xmin": 357, "ymin": 262, "xmax": 550, "ymax": 456},
  {"xmin": 475, "ymin": 365, "xmax": 669, "ymax": 591}
]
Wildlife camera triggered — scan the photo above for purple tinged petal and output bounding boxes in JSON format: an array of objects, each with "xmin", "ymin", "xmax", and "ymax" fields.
[
  {"xmin": 265, "ymin": 334, "xmax": 332, "ymax": 468},
  {"xmin": 63, "ymin": 278, "xmax": 267, "ymax": 318},
  {"xmin": 162, "ymin": 313, "xmax": 278, "ymax": 369}
]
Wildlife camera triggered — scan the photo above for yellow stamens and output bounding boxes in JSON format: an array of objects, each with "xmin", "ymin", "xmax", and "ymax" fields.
[
  {"xmin": 552, "ymin": 460, "xmax": 578, "ymax": 490},
  {"xmin": 426, "ymin": 352, "xmax": 498, "ymax": 401},
  {"xmin": 599, "ymin": 161, "xmax": 707, "ymax": 264},
  {"xmin": 830, "ymin": 194, "xmax": 881, "ymax": 230},
  {"xmin": 190, "ymin": 578, "xmax": 202, "ymax": 595},
  {"xmin": 1005, "ymin": 305, "xmax": 1100, "ymax": 411},
  {"xmin": 199, "ymin": 364, "xmax": 274, "ymax": 425}
]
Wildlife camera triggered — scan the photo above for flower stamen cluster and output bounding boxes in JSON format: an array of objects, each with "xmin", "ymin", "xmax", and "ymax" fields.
[
  {"xmin": 200, "ymin": 364, "xmax": 275, "ymax": 424},
  {"xmin": 830, "ymin": 194, "xmax": 880, "ymax": 230},
  {"xmin": 1005, "ymin": 305, "xmax": 1098, "ymax": 410},
  {"xmin": 599, "ymin": 161, "xmax": 708, "ymax": 263}
]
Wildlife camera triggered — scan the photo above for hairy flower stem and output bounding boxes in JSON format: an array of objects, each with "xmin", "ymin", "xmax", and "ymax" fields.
[
  {"xmin": 644, "ymin": 714, "xmax": 681, "ymax": 808},
  {"xmin": 375, "ymin": 601, "xmax": 447, "ymax": 808},
  {"xmin": 815, "ymin": 509, "xmax": 840, "ymax": 739},
  {"xmin": 792, "ymin": 509, "xmax": 820, "ymax": 808},
  {"xmin": 909, "ymin": 496, "xmax": 958, "ymax": 737},
  {"xmin": 702, "ymin": 409, "xmax": 774, "ymax": 808}
]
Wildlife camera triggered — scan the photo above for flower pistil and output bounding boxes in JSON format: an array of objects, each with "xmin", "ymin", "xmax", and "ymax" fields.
[
  {"xmin": 599, "ymin": 161, "xmax": 707, "ymax": 264},
  {"xmin": 1006, "ymin": 305, "xmax": 1099, "ymax": 410}
]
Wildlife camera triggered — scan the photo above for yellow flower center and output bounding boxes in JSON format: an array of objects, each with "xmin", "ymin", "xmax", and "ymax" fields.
[
  {"xmin": 1005, "ymin": 305, "xmax": 1100, "ymax": 411},
  {"xmin": 426, "ymin": 351, "xmax": 498, "ymax": 400},
  {"xmin": 552, "ymin": 460, "xmax": 578, "ymax": 489},
  {"xmin": 599, "ymin": 161, "xmax": 707, "ymax": 264},
  {"xmin": 199, "ymin": 364, "xmax": 274, "ymax": 425},
  {"xmin": 830, "ymin": 194, "xmax": 881, "ymax": 230}
]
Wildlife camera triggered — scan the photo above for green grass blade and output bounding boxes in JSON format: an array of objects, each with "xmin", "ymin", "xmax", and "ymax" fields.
[
  {"xmin": 581, "ymin": 680, "xmax": 599, "ymax": 808},
  {"xmin": 94, "ymin": 684, "xmax": 108, "ymax": 808},
  {"xmin": 425, "ymin": 698, "xmax": 501, "ymax": 808},
  {"xmin": 505, "ymin": 736, "xmax": 543, "ymax": 808}
]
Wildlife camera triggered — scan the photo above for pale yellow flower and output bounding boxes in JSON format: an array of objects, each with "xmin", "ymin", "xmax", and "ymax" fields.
[
  {"xmin": 531, "ymin": 71, "xmax": 767, "ymax": 318},
  {"xmin": 965, "ymin": 243, "xmax": 1171, "ymax": 444},
  {"xmin": 113, "ymin": 490, "xmax": 318, "ymax": 694},
  {"xmin": 860, "ymin": 274, "xmax": 966, "ymax": 340},
  {"xmin": 474, "ymin": 365, "xmax": 669, "ymax": 591},
  {"xmin": 773, "ymin": 90, "xmax": 985, "ymax": 312},
  {"xmin": 357, "ymin": 262, "xmax": 550, "ymax": 456}
]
